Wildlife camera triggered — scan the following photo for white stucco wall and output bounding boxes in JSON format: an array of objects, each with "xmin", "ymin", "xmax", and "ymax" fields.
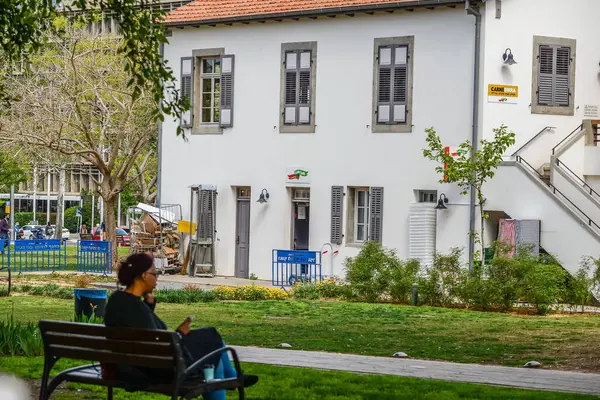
[
  {"xmin": 161, "ymin": 8, "xmax": 475, "ymax": 279},
  {"xmin": 486, "ymin": 164, "xmax": 600, "ymax": 274},
  {"xmin": 480, "ymin": 0, "xmax": 600, "ymax": 170}
]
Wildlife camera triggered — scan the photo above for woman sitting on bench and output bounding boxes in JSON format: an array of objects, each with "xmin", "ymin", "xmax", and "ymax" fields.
[{"xmin": 105, "ymin": 253, "xmax": 258, "ymax": 400}]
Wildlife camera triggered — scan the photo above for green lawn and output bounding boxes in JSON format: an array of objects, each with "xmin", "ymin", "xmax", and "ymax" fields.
[
  {"xmin": 0, "ymin": 357, "xmax": 595, "ymax": 400},
  {"xmin": 1, "ymin": 296, "xmax": 600, "ymax": 371}
]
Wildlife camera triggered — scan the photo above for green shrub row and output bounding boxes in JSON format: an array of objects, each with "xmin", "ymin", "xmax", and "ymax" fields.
[{"xmin": 341, "ymin": 242, "xmax": 600, "ymax": 314}]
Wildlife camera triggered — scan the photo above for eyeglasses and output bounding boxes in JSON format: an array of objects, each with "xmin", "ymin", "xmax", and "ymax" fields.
[{"xmin": 146, "ymin": 272, "xmax": 157, "ymax": 278}]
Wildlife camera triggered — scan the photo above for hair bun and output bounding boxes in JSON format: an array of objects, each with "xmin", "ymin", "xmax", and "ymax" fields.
[{"xmin": 117, "ymin": 253, "xmax": 153, "ymax": 287}]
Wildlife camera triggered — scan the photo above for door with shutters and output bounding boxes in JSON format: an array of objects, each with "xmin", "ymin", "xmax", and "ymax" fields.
[{"xmin": 235, "ymin": 188, "xmax": 251, "ymax": 279}]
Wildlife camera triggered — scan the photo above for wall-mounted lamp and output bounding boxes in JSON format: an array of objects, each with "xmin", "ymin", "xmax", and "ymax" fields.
[
  {"xmin": 502, "ymin": 48, "xmax": 517, "ymax": 65},
  {"xmin": 257, "ymin": 188, "xmax": 270, "ymax": 204},
  {"xmin": 434, "ymin": 193, "xmax": 449, "ymax": 210}
]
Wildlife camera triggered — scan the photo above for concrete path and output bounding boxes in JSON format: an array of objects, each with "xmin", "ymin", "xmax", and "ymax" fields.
[
  {"xmin": 233, "ymin": 346, "xmax": 600, "ymax": 396},
  {"xmin": 157, "ymin": 274, "xmax": 275, "ymax": 288}
]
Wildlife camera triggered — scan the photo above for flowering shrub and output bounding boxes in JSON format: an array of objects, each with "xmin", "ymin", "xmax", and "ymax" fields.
[{"xmin": 212, "ymin": 285, "xmax": 288, "ymax": 301}]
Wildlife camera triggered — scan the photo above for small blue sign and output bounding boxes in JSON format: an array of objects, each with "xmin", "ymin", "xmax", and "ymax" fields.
[
  {"xmin": 275, "ymin": 250, "xmax": 318, "ymax": 264},
  {"xmin": 79, "ymin": 240, "xmax": 110, "ymax": 253},
  {"xmin": 14, "ymin": 240, "xmax": 62, "ymax": 253}
]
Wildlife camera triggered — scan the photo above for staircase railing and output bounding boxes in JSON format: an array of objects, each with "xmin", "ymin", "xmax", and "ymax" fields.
[
  {"xmin": 552, "ymin": 123, "xmax": 584, "ymax": 155},
  {"xmin": 554, "ymin": 158, "xmax": 600, "ymax": 201},
  {"xmin": 515, "ymin": 155, "xmax": 600, "ymax": 231},
  {"xmin": 511, "ymin": 126, "xmax": 556, "ymax": 156}
]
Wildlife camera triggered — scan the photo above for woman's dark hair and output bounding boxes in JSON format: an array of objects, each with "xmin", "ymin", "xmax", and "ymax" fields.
[{"xmin": 118, "ymin": 253, "xmax": 153, "ymax": 287}]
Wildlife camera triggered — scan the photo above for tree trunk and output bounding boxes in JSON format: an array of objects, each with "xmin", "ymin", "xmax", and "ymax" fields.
[
  {"xmin": 32, "ymin": 167, "xmax": 37, "ymax": 222},
  {"xmin": 55, "ymin": 167, "xmax": 66, "ymax": 240},
  {"xmin": 479, "ymin": 202, "xmax": 485, "ymax": 265},
  {"xmin": 103, "ymin": 194, "xmax": 119, "ymax": 267}
]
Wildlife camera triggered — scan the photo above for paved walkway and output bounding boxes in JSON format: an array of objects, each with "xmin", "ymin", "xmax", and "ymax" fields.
[
  {"xmin": 232, "ymin": 346, "xmax": 600, "ymax": 396},
  {"xmin": 157, "ymin": 274, "xmax": 275, "ymax": 288}
]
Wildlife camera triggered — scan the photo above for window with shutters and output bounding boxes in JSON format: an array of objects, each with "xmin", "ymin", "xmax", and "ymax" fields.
[
  {"xmin": 531, "ymin": 36, "xmax": 576, "ymax": 116},
  {"xmin": 346, "ymin": 187, "xmax": 384, "ymax": 244},
  {"xmin": 181, "ymin": 48, "xmax": 236, "ymax": 134},
  {"xmin": 372, "ymin": 36, "xmax": 414, "ymax": 133},
  {"xmin": 280, "ymin": 42, "xmax": 317, "ymax": 134},
  {"xmin": 200, "ymin": 57, "xmax": 221, "ymax": 124}
]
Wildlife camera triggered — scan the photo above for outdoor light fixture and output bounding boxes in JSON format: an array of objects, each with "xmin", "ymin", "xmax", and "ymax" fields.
[
  {"xmin": 502, "ymin": 48, "xmax": 517, "ymax": 65},
  {"xmin": 434, "ymin": 193, "xmax": 449, "ymax": 210},
  {"xmin": 257, "ymin": 189, "xmax": 270, "ymax": 204}
]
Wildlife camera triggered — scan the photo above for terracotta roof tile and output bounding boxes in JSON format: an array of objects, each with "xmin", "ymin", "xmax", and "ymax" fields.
[{"xmin": 165, "ymin": 0, "xmax": 458, "ymax": 25}]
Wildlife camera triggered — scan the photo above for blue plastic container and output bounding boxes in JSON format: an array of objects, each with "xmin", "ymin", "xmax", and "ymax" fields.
[{"xmin": 74, "ymin": 288, "xmax": 108, "ymax": 320}]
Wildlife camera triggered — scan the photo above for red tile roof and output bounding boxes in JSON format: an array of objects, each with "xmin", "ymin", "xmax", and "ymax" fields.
[{"xmin": 165, "ymin": 0, "xmax": 464, "ymax": 25}]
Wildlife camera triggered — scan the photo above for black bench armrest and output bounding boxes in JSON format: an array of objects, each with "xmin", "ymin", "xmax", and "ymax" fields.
[{"xmin": 183, "ymin": 346, "xmax": 243, "ymax": 380}]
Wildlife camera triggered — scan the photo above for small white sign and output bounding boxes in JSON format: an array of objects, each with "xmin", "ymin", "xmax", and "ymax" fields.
[
  {"xmin": 286, "ymin": 167, "xmax": 310, "ymax": 184},
  {"xmin": 297, "ymin": 206, "xmax": 306, "ymax": 220},
  {"xmin": 584, "ymin": 104, "xmax": 599, "ymax": 118}
]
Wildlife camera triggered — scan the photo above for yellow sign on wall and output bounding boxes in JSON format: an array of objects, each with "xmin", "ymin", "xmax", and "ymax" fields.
[{"xmin": 487, "ymin": 84, "xmax": 519, "ymax": 104}]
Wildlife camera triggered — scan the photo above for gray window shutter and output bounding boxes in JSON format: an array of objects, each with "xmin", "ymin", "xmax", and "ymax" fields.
[
  {"xmin": 377, "ymin": 45, "xmax": 408, "ymax": 124},
  {"xmin": 220, "ymin": 54, "xmax": 235, "ymax": 127},
  {"xmin": 298, "ymin": 51, "xmax": 311, "ymax": 124},
  {"xmin": 377, "ymin": 47, "xmax": 392, "ymax": 123},
  {"xmin": 180, "ymin": 57, "xmax": 193, "ymax": 127},
  {"xmin": 331, "ymin": 186, "xmax": 344, "ymax": 245},
  {"xmin": 554, "ymin": 46, "xmax": 571, "ymax": 106},
  {"xmin": 284, "ymin": 50, "xmax": 312, "ymax": 125},
  {"xmin": 199, "ymin": 190, "xmax": 216, "ymax": 240},
  {"xmin": 537, "ymin": 45, "xmax": 554, "ymax": 106},
  {"xmin": 369, "ymin": 187, "xmax": 383, "ymax": 243},
  {"xmin": 393, "ymin": 46, "xmax": 408, "ymax": 123}
]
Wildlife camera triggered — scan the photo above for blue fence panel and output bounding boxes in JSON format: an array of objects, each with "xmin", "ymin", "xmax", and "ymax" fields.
[
  {"xmin": 0, "ymin": 240, "xmax": 68, "ymax": 274},
  {"xmin": 77, "ymin": 240, "xmax": 112, "ymax": 274},
  {"xmin": 272, "ymin": 249, "xmax": 322, "ymax": 287}
]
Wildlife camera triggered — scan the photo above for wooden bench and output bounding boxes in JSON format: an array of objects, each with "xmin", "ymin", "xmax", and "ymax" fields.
[{"xmin": 39, "ymin": 320, "xmax": 246, "ymax": 400}]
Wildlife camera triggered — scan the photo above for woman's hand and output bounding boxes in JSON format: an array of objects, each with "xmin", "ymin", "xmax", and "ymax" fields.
[
  {"xmin": 177, "ymin": 317, "xmax": 193, "ymax": 335},
  {"xmin": 143, "ymin": 293, "xmax": 155, "ymax": 305}
]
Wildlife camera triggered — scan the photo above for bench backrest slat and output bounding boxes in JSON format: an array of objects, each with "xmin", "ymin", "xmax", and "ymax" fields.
[
  {"xmin": 48, "ymin": 345, "xmax": 175, "ymax": 368},
  {"xmin": 45, "ymin": 332, "xmax": 175, "ymax": 356},
  {"xmin": 39, "ymin": 320, "xmax": 183, "ymax": 370}
]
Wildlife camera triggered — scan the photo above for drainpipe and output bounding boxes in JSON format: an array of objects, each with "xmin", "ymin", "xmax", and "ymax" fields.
[{"xmin": 466, "ymin": 0, "xmax": 481, "ymax": 272}]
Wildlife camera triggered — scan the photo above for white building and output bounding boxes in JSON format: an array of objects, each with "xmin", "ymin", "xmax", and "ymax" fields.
[{"xmin": 160, "ymin": 0, "xmax": 600, "ymax": 280}]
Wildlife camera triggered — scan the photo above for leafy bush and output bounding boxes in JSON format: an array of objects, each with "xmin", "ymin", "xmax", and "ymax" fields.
[
  {"xmin": 315, "ymin": 277, "xmax": 346, "ymax": 298},
  {"xmin": 74, "ymin": 274, "xmax": 92, "ymax": 288},
  {"xmin": 521, "ymin": 262, "xmax": 568, "ymax": 314},
  {"xmin": 213, "ymin": 285, "xmax": 288, "ymax": 301},
  {"xmin": 64, "ymin": 206, "xmax": 80, "ymax": 234},
  {"xmin": 418, "ymin": 248, "xmax": 463, "ymax": 307},
  {"xmin": 344, "ymin": 242, "xmax": 396, "ymax": 302},
  {"xmin": 389, "ymin": 259, "xmax": 420, "ymax": 304},
  {"xmin": 0, "ymin": 314, "xmax": 43, "ymax": 357},
  {"xmin": 14, "ymin": 212, "xmax": 56, "ymax": 226},
  {"xmin": 289, "ymin": 282, "xmax": 319, "ymax": 300},
  {"xmin": 154, "ymin": 288, "xmax": 217, "ymax": 303}
]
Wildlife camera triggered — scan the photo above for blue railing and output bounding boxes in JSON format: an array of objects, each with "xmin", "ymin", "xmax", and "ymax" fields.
[
  {"xmin": 272, "ymin": 249, "xmax": 322, "ymax": 287},
  {"xmin": 78, "ymin": 240, "xmax": 112, "ymax": 274},
  {"xmin": 0, "ymin": 239, "xmax": 113, "ymax": 276},
  {"xmin": 1, "ymin": 240, "xmax": 68, "ymax": 273}
]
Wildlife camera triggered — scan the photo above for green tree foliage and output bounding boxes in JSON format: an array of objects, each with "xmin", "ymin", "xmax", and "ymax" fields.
[
  {"xmin": 0, "ymin": 151, "xmax": 28, "ymax": 192},
  {"xmin": 423, "ymin": 125, "xmax": 516, "ymax": 262},
  {"xmin": 0, "ymin": 0, "xmax": 187, "ymax": 134}
]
